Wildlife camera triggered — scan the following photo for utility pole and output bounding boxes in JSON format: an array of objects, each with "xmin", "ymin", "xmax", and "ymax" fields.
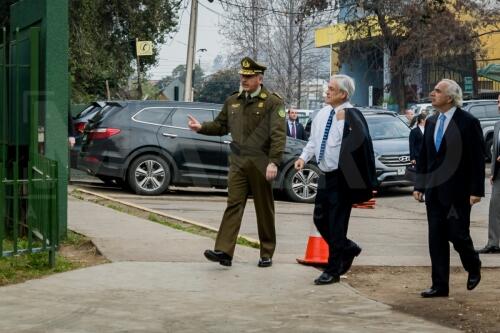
[{"xmin": 184, "ymin": 0, "xmax": 198, "ymax": 102}]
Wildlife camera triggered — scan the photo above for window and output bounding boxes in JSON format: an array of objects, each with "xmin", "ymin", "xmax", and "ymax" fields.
[
  {"xmin": 169, "ymin": 108, "xmax": 214, "ymax": 127},
  {"xmin": 468, "ymin": 106, "xmax": 486, "ymax": 119},
  {"xmin": 134, "ymin": 108, "xmax": 173, "ymax": 124},
  {"xmin": 366, "ymin": 116, "xmax": 410, "ymax": 140},
  {"xmin": 485, "ymin": 104, "xmax": 499, "ymax": 118}
]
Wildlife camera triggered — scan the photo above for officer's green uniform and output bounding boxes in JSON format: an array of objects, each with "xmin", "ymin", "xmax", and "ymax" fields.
[{"xmin": 198, "ymin": 57, "xmax": 286, "ymax": 258}]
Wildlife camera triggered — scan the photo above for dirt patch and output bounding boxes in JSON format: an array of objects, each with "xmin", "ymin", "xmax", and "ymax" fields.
[
  {"xmin": 59, "ymin": 239, "xmax": 109, "ymax": 268},
  {"xmin": 346, "ymin": 266, "xmax": 500, "ymax": 332}
]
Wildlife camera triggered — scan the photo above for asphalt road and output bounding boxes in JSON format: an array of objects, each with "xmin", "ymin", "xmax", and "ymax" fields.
[{"xmin": 69, "ymin": 168, "xmax": 500, "ymax": 268}]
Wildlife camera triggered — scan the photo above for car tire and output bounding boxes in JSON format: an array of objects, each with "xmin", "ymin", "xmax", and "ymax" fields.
[
  {"xmin": 127, "ymin": 154, "xmax": 171, "ymax": 195},
  {"xmin": 284, "ymin": 164, "xmax": 321, "ymax": 203},
  {"xmin": 486, "ymin": 137, "xmax": 493, "ymax": 162}
]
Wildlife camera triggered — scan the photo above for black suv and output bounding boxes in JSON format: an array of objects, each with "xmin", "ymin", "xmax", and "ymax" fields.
[{"xmin": 77, "ymin": 101, "xmax": 320, "ymax": 203}]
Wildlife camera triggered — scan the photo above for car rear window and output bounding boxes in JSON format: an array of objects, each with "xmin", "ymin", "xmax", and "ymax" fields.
[
  {"xmin": 485, "ymin": 104, "xmax": 499, "ymax": 118},
  {"xmin": 168, "ymin": 108, "xmax": 214, "ymax": 127},
  {"xmin": 367, "ymin": 115, "xmax": 410, "ymax": 140},
  {"xmin": 468, "ymin": 106, "xmax": 486, "ymax": 119},
  {"xmin": 75, "ymin": 104, "xmax": 101, "ymax": 118},
  {"xmin": 133, "ymin": 107, "xmax": 173, "ymax": 124}
]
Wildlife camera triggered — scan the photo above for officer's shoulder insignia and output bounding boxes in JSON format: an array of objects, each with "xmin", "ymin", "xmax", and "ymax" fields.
[
  {"xmin": 272, "ymin": 92, "xmax": 283, "ymax": 100},
  {"xmin": 258, "ymin": 102, "xmax": 264, "ymax": 108},
  {"xmin": 278, "ymin": 107, "xmax": 286, "ymax": 118},
  {"xmin": 231, "ymin": 103, "xmax": 240, "ymax": 108},
  {"xmin": 259, "ymin": 92, "xmax": 267, "ymax": 99}
]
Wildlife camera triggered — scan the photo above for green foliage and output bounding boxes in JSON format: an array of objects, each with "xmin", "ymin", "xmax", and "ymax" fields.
[
  {"xmin": 197, "ymin": 69, "xmax": 240, "ymax": 104},
  {"xmin": 69, "ymin": 0, "xmax": 181, "ymax": 102},
  {"xmin": 0, "ymin": 231, "xmax": 88, "ymax": 286}
]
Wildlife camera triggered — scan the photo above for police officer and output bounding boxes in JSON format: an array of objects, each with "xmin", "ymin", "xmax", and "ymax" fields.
[{"xmin": 187, "ymin": 57, "xmax": 286, "ymax": 267}]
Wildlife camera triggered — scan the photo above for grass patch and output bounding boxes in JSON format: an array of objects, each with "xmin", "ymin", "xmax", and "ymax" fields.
[
  {"xmin": 70, "ymin": 189, "xmax": 260, "ymax": 249},
  {"xmin": 0, "ymin": 231, "xmax": 100, "ymax": 287}
]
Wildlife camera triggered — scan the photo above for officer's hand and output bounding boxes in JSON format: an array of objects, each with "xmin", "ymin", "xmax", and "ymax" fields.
[
  {"xmin": 413, "ymin": 191, "xmax": 423, "ymax": 202},
  {"xmin": 68, "ymin": 137, "xmax": 75, "ymax": 148},
  {"xmin": 490, "ymin": 176, "xmax": 494, "ymax": 186},
  {"xmin": 470, "ymin": 196, "xmax": 481, "ymax": 206},
  {"xmin": 266, "ymin": 163, "xmax": 278, "ymax": 181},
  {"xmin": 294, "ymin": 158, "xmax": 305, "ymax": 171},
  {"xmin": 187, "ymin": 115, "xmax": 202, "ymax": 132}
]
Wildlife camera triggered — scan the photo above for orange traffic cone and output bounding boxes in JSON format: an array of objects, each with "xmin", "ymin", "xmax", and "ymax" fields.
[
  {"xmin": 296, "ymin": 223, "xmax": 329, "ymax": 266},
  {"xmin": 352, "ymin": 191, "xmax": 377, "ymax": 209}
]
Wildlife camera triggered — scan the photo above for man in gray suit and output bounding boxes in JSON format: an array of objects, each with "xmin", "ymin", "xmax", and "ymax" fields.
[{"xmin": 478, "ymin": 94, "xmax": 500, "ymax": 254}]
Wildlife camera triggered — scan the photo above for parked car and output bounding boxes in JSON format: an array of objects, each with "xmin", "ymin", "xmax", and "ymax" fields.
[
  {"xmin": 304, "ymin": 108, "xmax": 412, "ymax": 188},
  {"xmin": 70, "ymin": 101, "xmax": 109, "ymax": 168},
  {"xmin": 460, "ymin": 99, "xmax": 499, "ymax": 160},
  {"xmin": 77, "ymin": 101, "xmax": 321, "ymax": 203}
]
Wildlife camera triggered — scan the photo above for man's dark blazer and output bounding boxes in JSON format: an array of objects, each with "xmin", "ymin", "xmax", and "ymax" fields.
[
  {"xmin": 409, "ymin": 126, "xmax": 424, "ymax": 161},
  {"xmin": 286, "ymin": 120, "xmax": 307, "ymax": 141},
  {"xmin": 415, "ymin": 108, "xmax": 485, "ymax": 206},
  {"xmin": 338, "ymin": 108, "xmax": 378, "ymax": 204},
  {"xmin": 491, "ymin": 121, "xmax": 500, "ymax": 180}
]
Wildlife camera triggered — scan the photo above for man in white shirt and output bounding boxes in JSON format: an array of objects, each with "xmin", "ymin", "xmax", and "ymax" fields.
[{"xmin": 295, "ymin": 74, "xmax": 376, "ymax": 285}]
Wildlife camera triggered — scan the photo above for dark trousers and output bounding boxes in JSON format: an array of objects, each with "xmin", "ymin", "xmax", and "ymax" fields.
[
  {"xmin": 313, "ymin": 171, "xmax": 356, "ymax": 275},
  {"xmin": 426, "ymin": 200, "xmax": 481, "ymax": 291}
]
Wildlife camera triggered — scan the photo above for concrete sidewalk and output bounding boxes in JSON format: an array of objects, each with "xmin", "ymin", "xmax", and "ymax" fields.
[{"xmin": 0, "ymin": 197, "xmax": 458, "ymax": 332}]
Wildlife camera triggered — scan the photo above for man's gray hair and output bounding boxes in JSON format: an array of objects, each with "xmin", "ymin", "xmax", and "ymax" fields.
[
  {"xmin": 331, "ymin": 74, "xmax": 355, "ymax": 100},
  {"xmin": 440, "ymin": 79, "xmax": 463, "ymax": 107}
]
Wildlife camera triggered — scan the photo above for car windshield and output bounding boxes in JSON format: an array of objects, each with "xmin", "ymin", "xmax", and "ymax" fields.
[{"xmin": 366, "ymin": 115, "xmax": 410, "ymax": 140}]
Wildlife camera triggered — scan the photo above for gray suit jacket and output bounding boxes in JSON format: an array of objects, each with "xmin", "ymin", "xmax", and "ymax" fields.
[{"xmin": 492, "ymin": 121, "xmax": 500, "ymax": 180}]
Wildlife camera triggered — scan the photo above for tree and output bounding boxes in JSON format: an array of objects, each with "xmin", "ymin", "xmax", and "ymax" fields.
[
  {"xmin": 69, "ymin": 0, "xmax": 181, "ymax": 102},
  {"xmin": 197, "ymin": 69, "xmax": 240, "ymax": 104},
  {"xmin": 217, "ymin": 0, "xmax": 332, "ymax": 107},
  {"xmin": 303, "ymin": 0, "xmax": 500, "ymax": 109}
]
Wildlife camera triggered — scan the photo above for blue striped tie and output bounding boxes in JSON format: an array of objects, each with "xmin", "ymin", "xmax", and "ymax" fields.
[
  {"xmin": 435, "ymin": 114, "xmax": 446, "ymax": 151},
  {"xmin": 318, "ymin": 109, "xmax": 336, "ymax": 162}
]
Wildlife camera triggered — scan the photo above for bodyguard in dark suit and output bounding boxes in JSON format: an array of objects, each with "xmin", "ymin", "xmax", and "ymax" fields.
[
  {"xmin": 286, "ymin": 108, "xmax": 307, "ymax": 140},
  {"xmin": 295, "ymin": 74, "xmax": 377, "ymax": 285},
  {"xmin": 409, "ymin": 113, "xmax": 426, "ymax": 164},
  {"xmin": 414, "ymin": 79, "xmax": 484, "ymax": 298}
]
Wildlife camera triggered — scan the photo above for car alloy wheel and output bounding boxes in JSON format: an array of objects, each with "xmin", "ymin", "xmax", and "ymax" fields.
[
  {"xmin": 128, "ymin": 154, "xmax": 170, "ymax": 195},
  {"xmin": 285, "ymin": 165, "xmax": 320, "ymax": 203}
]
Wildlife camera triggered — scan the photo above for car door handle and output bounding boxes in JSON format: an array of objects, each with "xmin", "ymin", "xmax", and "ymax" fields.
[
  {"xmin": 223, "ymin": 140, "xmax": 231, "ymax": 144},
  {"xmin": 162, "ymin": 133, "xmax": 178, "ymax": 138}
]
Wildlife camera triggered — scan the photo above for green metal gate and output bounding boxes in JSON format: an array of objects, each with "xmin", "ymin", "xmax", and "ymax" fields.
[{"xmin": 0, "ymin": 26, "xmax": 59, "ymax": 266}]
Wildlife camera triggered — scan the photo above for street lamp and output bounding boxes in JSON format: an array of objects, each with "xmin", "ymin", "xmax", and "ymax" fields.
[{"xmin": 197, "ymin": 48, "xmax": 207, "ymax": 69}]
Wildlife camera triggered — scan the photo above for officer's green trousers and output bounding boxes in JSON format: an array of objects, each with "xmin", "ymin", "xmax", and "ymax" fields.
[{"xmin": 215, "ymin": 155, "xmax": 276, "ymax": 258}]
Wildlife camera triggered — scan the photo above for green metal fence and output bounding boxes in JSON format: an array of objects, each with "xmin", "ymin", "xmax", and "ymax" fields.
[{"xmin": 0, "ymin": 27, "xmax": 59, "ymax": 267}]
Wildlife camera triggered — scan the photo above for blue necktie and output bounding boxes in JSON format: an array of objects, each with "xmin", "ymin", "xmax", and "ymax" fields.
[
  {"xmin": 318, "ymin": 109, "xmax": 335, "ymax": 162},
  {"xmin": 435, "ymin": 114, "xmax": 446, "ymax": 151}
]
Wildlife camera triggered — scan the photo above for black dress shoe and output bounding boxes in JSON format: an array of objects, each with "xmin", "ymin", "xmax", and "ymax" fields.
[
  {"xmin": 339, "ymin": 245, "xmax": 362, "ymax": 275},
  {"xmin": 477, "ymin": 245, "xmax": 500, "ymax": 254},
  {"xmin": 467, "ymin": 263, "xmax": 481, "ymax": 290},
  {"xmin": 258, "ymin": 257, "xmax": 272, "ymax": 267},
  {"xmin": 314, "ymin": 272, "xmax": 340, "ymax": 285},
  {"xmin": 204, "ymin": 250, "xmax": 232, "ymax": 266},
  {"xmin": 420, "ymin": 288, "xmax": 449, "ymax": 298}
]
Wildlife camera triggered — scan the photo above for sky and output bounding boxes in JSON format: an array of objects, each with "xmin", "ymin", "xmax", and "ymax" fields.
[{"xmin": 149, "ymin": 0, "xmax": 227, "ymax": 80}]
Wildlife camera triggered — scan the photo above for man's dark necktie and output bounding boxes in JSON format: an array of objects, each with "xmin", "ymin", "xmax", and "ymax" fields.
[{"xmin": 291, "ymin": 122, "xmax": 296, "ymax": 138}]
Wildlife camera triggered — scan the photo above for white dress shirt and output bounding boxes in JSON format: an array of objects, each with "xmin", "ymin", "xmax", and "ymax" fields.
[
  {"xmin": 299, "ymin": 102, "xmax": 352, "ymax": 172},
  {"xmin": 433, "ymin": 107, "xmax": 456, "ymax": 144},
  {"xmin": 419, "ymin": 124, "xmax": 425, "ymax": 134}
]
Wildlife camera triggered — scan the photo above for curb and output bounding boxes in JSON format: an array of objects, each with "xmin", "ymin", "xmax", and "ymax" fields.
[{"xmin": 71, "ymin": 187, "xmax": 261, "ymax": 247}]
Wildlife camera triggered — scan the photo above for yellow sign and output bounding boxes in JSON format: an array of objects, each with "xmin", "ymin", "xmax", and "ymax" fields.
[{"xmin": 136, "ymin": 41, "xmax": 153, "ymax": 56}]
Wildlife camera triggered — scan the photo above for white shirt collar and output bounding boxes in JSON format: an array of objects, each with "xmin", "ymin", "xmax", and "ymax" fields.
[
  {"xmin": 332, "ymin": 101, "xmax": 353, "ymax": 113},
  {"xmin": 438, "ymin": 106, "xmax": 457, "ymax": 120}
]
